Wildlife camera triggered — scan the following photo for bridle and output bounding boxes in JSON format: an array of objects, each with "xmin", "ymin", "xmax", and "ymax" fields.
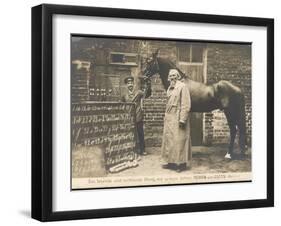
[{"xmin": 143, "ymin": 57, "xmax": 160, "ymax": 78}]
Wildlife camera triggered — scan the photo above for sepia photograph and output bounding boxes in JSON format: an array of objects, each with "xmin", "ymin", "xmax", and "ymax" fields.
[
  {"xmin": 71, "ymin": 35, "xmax": 252, "ymax": 189},
  {"xmin": 31, "ymin": 3, "xmax": 273, "ymax": 221}
]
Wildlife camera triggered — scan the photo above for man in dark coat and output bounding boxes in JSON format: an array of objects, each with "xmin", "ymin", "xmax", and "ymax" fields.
[{"xmin": 121, "ymin": 76, "xmax": 151, "ymax": 156}]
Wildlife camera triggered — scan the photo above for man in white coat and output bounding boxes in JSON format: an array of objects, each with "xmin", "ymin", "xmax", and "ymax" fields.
[{"xmin": 161, "ymin": 69, "xmax": 192, "ymax": 172}]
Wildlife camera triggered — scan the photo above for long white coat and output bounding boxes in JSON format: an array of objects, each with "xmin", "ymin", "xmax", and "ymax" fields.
[{"xmin": 161, "ymin": 80, "xmax": 192, "ymax": 165}]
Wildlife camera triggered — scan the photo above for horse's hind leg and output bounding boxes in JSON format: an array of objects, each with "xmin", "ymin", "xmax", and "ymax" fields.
[
  {"xmin": 224, "ymin": 110, "xmax": 237, "ymax": 159},
  {"xmin": 237, "ymin": 108, "xmax": 246, "ymax": 158},
  {"xmin": 238, "ymin": 122, "xmax": 246, "ymax": 158}
]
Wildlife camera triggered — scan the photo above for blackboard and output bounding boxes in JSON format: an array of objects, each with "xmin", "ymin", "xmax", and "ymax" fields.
[
  {"xmin": 72, "ymin": 145, "xmax": 107, "ymax": 178},
  {"xmin": 72, "ymin": 102, "xmax": 136, "ymax": 168}
]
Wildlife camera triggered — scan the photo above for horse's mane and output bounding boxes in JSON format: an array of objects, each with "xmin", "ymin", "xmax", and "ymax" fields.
[{"xmin": 157, "ymin": 57, "xmax": 190, "ymax": 79}]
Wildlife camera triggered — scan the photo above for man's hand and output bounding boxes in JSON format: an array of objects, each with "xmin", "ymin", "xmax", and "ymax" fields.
[
  {"xmin": 132, "ymin": 90, "xmax": 144, "ymax": 102},
  {"xmin": 136, "ymin": 90, "xmax": 144, "ymax": 97},
  {"xmin": 179, "ymin": 121, "xmax": 186, "ymax": 129}
]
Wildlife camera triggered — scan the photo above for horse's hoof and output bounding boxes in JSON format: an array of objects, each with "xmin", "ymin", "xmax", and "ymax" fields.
[{"xmin": 224, "ymin": 153, "xmax": 232, "ymax": 159}]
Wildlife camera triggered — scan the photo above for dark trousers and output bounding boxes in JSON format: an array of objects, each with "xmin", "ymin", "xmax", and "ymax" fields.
[{"xmin": 136, "ymin": 121, "xmax": 145, "ymax": 154}]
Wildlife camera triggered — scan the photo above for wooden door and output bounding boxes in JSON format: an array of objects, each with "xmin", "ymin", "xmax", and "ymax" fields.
[
  {"xmin": 177, "ymin": 43, "xmax": 207, "ymax": 146},
  {"xmin": 178, "ymin": 64, "xmax": 203, "ymax": 146}
]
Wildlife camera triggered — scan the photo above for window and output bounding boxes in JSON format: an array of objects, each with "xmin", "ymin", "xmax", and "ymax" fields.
[
  {"xmin": 178, "ymin": 43, "xmax": 204, "ymax": 63},
  {"xmin": 111, "ymin": 53, "xmax": 125, "ymax": 63},
  {"xmin": 178, "ymin": 44, "xmax": 191, "ymax": 62},
  {"xmin": 109, "ymin": 52, "xmax": 138, "ymax": 66},
  {"xmin": 192, "ymin": 44, "xmax": 204, "ymax": 62}
]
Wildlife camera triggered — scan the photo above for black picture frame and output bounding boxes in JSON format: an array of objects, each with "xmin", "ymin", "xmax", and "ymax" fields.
[{"xmin": 32, "ymin": 4, "xmax": 274, "ymax": 222}]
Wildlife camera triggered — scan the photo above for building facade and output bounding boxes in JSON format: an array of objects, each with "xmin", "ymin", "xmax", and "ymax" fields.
[{"xmin": 71, "ymin": 37, "xmax": 251, "ymax": 148}]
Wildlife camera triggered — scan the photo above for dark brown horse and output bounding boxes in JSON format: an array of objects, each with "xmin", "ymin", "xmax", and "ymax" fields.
[{"xmin": 142, "ymin": 50, "xmax": 246, "ymax": 159}]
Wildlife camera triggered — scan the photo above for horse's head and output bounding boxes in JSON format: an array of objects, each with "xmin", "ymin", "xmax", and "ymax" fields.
[{"xmin": 141, "ymin": 49, "xmax": 160, "ymax": 78}]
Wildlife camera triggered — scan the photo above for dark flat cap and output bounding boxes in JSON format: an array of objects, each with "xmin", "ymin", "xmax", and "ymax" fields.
[{"xmin": 124, "ymin": 76, "xmax": 134, "ymax": 84}]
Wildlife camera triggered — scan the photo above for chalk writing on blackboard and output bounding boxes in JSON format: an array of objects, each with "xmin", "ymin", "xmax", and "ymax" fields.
[{"xmin": 72, "ymin": 102, "xmax": 136, "ymax": 168}]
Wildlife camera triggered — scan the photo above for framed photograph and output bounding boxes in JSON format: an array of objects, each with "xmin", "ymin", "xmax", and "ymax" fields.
[{"xmin": 32, "ymin": 4, "xmax": 274, "ymax": 221}]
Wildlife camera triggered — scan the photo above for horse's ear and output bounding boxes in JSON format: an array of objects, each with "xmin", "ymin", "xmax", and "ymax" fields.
[{"xmin": 152, "ymin": 49, "xmax": 160, "ymax": 58}]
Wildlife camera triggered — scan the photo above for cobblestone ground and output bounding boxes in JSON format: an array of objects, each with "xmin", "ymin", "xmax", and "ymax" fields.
[{"xmin": 112, "ymin": 145, "xmax": 252, "ymax": 177}]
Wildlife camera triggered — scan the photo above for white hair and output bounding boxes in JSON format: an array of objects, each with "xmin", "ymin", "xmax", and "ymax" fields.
[{"xmin": 168, "ymin": 69, "xmax": 181, "ymax": 79}]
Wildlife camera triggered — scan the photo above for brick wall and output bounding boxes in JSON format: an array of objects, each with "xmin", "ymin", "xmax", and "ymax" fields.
[
  {"xmin": 71, "ymin": 62, "xmax": 90, "ymax": 102},
  {"xmin": 205, "ymin": 43, "xmax": 252, "ymax": 146},
  {"xmin": 143, "ymin": 74, "xmax": 167, "ymax": 146},
  {"xmin": 71, "ymin": 37, "xmax": 252, "ymax": 147},
  {"xmin": 72, "ymin": 37, "xmax": 173, "ymax": 147}
]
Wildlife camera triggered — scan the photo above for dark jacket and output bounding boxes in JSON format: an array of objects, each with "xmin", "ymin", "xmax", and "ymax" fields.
[{"xmin": 121, "ymin": 89, "xmax": 145, "ymax": 122}]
